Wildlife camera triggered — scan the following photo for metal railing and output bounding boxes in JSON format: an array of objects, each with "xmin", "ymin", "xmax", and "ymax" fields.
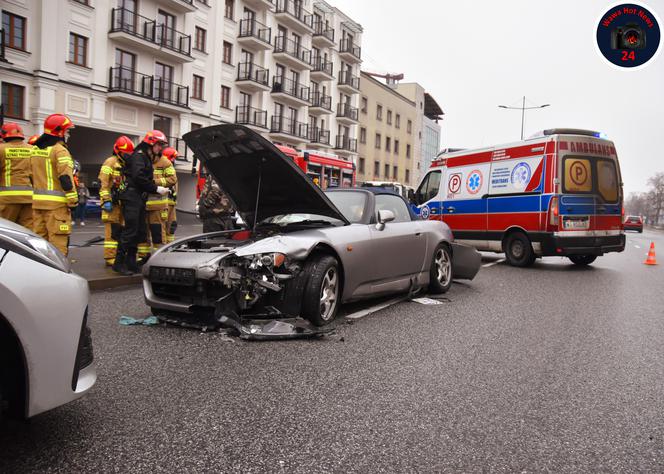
[
  {"xmin": 273, "ymin": 35, "xmax": 312, "ymax": 65},
  {"xmin": 272, "ymin": 0, "xmax": 314, "ymax": 29},
  {"xmin": 338, "ymin": 70, "xmax": 360, "ymax": 90},
  {"xmin": 312, "ymin": 21, "xmax": 334, "ymax": 43},
  {"xmin": 270, "ymin": 116, "xmax": 309, "ymax": 139},
  {"xmin": 238, "ymin": 18, "xmax": 271, "ymax": 45},
  {"xmin": 0, "ymin": 28, "xmax": 7, "ymax": 63},
  {"xmin": 236, "ymin": 62, "xmax": 269, "ymax": 87},
  {"xmin": 311, "ymin": 56, "xmax": 333, "ymax": 76},
  {"xmin": 235, "ymin": 106, "xmax": 268, "ymax": 128},
  {"xmin": 168, "ymin": 136, "xmax": 191, "ymax": 162},
  {"xmin": 310, "ymin": 92, "xmax": 332, "ymax": 110},
  {"xmin": 335, "ymin": 135, "xmax": 358, "ymax": 152},
  {"xmin": 108, "ymin": 67, "xmax": 189, "ymax": 108},
  {"xmin": 337, "ymin": 103, "xmax": 359, "ymax": 121},
  {"xmin": 271, "ymin": 75, "xmax": 310, "ymax": 102},
  {"xmin": 340, "ymin": 38, "xmax": 361, "ymax": 60},
  {"xmin": 110, "ymin": 8, "xmax": 192, "ymax": 56},
  {"xmin": 309, "ymin": 127, "xmax": 330, "ymax": 145}
]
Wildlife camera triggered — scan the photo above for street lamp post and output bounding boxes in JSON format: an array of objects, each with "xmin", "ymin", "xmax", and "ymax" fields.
[{"xmin": 498, "ymin": 96, "xmax": 550, "ymax": 140}]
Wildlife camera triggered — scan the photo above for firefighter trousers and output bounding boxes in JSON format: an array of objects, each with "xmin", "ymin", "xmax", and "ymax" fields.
[
  {"xmin": 138, "ymin": 208, "xmax": 167, "ymax": 259},
  {"xmin": 118, "ymin": 189, "xmax": 147, "ymax": 253},
  {"xmin": 32, "ymin": 207, "xmax": 72, "ymax": 256},
  {"xmin": 0, "ymin": 203, "xmax": 34, "ymax": 231},
  {"xmin": 102, "ymin": 206, "xmax": 124, "ymax": 265},
  {"xmin": 165, "ymin": 204, "xmax": 177, "ymax": 244}
]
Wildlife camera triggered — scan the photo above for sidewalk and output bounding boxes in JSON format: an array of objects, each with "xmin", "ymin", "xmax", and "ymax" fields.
[{"xmin": 69, "ymin": 214, "xmax": 203, "ymax": 291}]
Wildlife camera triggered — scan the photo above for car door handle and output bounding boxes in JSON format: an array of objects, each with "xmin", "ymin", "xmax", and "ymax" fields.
[
  {"xmin": 446, "ymin": 206, "xmax": 455, "ymax": 213},
  {"xmin": 597, "ymin": 206, "xmax": 606, "ymax": 212}
]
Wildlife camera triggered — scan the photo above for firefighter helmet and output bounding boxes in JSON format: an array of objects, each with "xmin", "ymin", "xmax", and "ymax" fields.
[
  {"xmin": 43, "ymin": 114, "xmax": 75, "ymax": 137},
  {"xmin": 142, "ymin": 130, "xmax": 168, "ymax": 146},
  {"xmin": 113, "ymin": 135, "xmax": 135, "ymax": 156},
  {"xmin": 162, "ymin": 147, "xmax": 178, "ymax": 162},
  {"xmin": 1, "ymin": 122, "xmax": 25, "ymax": 140},
  {"xmin": 27, "ymin": 135, "xmax": 39, "ymax": 145}
]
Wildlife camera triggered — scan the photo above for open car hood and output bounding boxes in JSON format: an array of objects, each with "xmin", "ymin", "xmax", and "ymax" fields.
[{"xmin": 183, "ymin": 124, "xmax": 350, "ymax": 226}]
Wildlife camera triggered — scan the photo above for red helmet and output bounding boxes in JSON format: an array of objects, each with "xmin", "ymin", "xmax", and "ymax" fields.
[
  {"xmin": 113, "ymin": 135, "xmax": 135, "ymax": 155},
  {"xmin": 27, "ymin": 135, "xmax": 39, "ymax": 145},
  {"xmin": 162, "ymin": 147, "xmax": 178, "ymax": 162},
  {"xmin": 43, "ymin": 114, "xmax": 75, "ymax": 137},
  {"xmin": 1, "ymin": 122, "xmax": 25, "ymax": 140},
  {"xmin": 142, "ymin": 130, "xmax": 168, "ymax": 146}
]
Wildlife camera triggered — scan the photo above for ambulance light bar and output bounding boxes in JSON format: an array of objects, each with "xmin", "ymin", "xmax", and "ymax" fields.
[{"xmin": 540, "ymin": 128, "xmax": 607, "ymax": 138}]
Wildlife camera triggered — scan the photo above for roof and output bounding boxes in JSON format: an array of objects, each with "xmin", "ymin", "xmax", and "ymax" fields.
[
  {"xmin": 360, "ymin": 71, "xmax": 416, "ymax": 106},
  {"xmin": 424, "ymin": 93, "xmax": 444, "ymax": 121}
]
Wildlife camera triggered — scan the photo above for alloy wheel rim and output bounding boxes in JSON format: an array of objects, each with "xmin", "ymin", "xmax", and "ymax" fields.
[
  {"xmin": 511, "ymin": 240, "xmax": 524, "ymax": 259},
  {"xmin": 319, "ymin": 268, "xmax": 338, "ymax": 320},
  {"xmin": 435, "ymin": 248, "xmax": 451, "ymax": 285}
]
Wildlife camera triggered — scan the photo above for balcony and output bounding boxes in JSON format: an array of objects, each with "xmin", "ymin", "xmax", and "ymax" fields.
[
  {"xmin": 157, "ymin": 0, "xmax": 197, "ymax": 13},
  {"xmin": 109, "ymin": 8, "xmax": 193, "ymax": 62},
  {"xmin": 269, "ymin": 116, "xmax": 309, "ymax": 142},
  {"xmin": 273, "ymin": 36, "xmax": 312, "ymax": 70},
  {"xmin": 312, "ymin": 21, "xmax": 335, "ymax": 48},
  {"xmin": 334, "ymin": 135, "xmax": 358, "ymax": 153},
  {"xmin": 309, "ymin": 127, "xmax": 331, "ymax": 147},
  {"xmin": 308, "ymin": 93, "xmax": 332, "ymax": 115},
  {"xmin": 310, "ymin": 57, "xmax": 334, "ymax": 81},
  {"xmin": 108, "ymin": 67, "xmax": 189, "ymax": 110},
  {"xmin": 272, "ymin": 0, "xmax": 314, "ymax": 33},
  {"xmin": 237, "ymin": 18, "xmax": 272, "ymax": 50},
  {"xmin": 236, "ymin": 62, "xmax": 270, "ymax": 92},
  {"xmin": 336, "ymin": 103, "xmax": 359, "ymax": 124},
  {"xmin": 243, "ymin": 0, "xmax": 273, "ymax": 9},
  {"xmin": 339, "ymin": 38, "xmax": 362, "ymax": 63},
  {"xmin": 271, "ymin": 76, "xmax": 310, "ymax": 106},
  {"xmin": 338, "ymin": 70, "xmax": 360, "ymax": 93},
  {"xmin": 235, "ymin": 105, "xmax": 268, "ymax": 129}
]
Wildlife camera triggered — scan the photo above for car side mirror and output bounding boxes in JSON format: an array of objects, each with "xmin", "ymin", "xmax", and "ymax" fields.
[{"xmin": 376, "ymin": 209, "xmax": 395, "ymax": 230}]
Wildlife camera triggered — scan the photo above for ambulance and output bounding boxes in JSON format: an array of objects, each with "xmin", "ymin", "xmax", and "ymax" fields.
[{"xmin": 411, "ymin": 129, "xmax": 625, "ymax": 266}]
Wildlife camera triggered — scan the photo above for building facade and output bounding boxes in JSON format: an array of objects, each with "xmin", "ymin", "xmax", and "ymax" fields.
[{"xmin": 0, "ymin": 0, "xmax": 362, "ymax": 201}]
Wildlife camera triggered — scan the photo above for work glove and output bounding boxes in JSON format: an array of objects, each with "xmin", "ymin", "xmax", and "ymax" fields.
[
  {"xmin": 156, "ymin": 186, "xmax": 170, "ymax": 196},
  {"xmin": 102, "ymin": 201, "xmax": 113, "ymax": 212}
]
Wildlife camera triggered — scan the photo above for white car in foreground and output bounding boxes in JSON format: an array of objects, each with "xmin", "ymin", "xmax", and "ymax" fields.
[{"xmin": 0, "ymin": 218, "xmax": 96, "ymax": 420}]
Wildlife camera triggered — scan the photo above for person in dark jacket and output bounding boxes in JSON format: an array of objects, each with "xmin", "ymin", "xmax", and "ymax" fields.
[{"xmin": 113, "ymin": 130, "xmax": 169, "ymax": 275}]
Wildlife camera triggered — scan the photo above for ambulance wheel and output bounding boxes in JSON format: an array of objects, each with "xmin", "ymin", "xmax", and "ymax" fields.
[
  {"xmin": 504, "ymin": 232, "xmax": 536, "ymax": 267},
  {"xmin": 568, "ymin": 255, "xmax": 597, "ymax": 266},
  {"xmin": 429, "ymin": 244, "xmax": 453, "ymax": 294}
]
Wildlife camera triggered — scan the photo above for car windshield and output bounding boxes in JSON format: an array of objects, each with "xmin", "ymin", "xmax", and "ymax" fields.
[
  {"xmin": 325, "ymin": 191, "xmax": 368, "ymax": 223},
  {"xmin": 260, "ymin": 213, "xmax": 343, "ymax": 226}
]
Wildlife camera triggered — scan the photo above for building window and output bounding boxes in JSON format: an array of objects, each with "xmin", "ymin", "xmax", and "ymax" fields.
[
  {"xmin": 225, "ymin": 0, "xmax": 234, "ymax": 20},
  {"xmin": 407, "ymin": 119, "xmax": 412, "ymax": 134},
  {"xmin": 375, "ymin": 133, "xmax": 381, "ymax": 149},
  {"xmin": 2, "ymin": 12, "xmax": 26, "ymax": 51},
  {"xmin": 191, "ymin": 123, "xmax": 202, "ymax": 131},
  {"xmin": 361, "ymin": 96, "xmax": 367, "ymax": 113},
  {"xmin": 374, "ymin": 161, "xmax": 380, "ymax": 176},
  {"xmin": 395, "ymin": 114, "xmax": 401, "ymax": 129},
  {"xmin": 384, "ymin": 164, "xmax": 389, "ymax": 178},
  {"xmin": 153, "ymin": 114, "xmax": 172, "ymax": 137},
  {"xmin": 359, "ymin": 157, "xmax": 365, "ymax": 173},
  {"xmin": 376, "ymin": 104, "xmax": 382, "ymax": 121},
  {"xmin": 387, "ymin": 110, "xmax": 392, "ymax": 125},
  {"xmin": 360, "ymin": 127, "xmax": 366, "ymax": 144},
  {"xmin": 405, "ymin": 169, "xmax": 410, "ymax": 183},
  {"xmin": 1, "ymin": 82, "xmax": 24, "ymax": 119},
  {"xmin": 222, "ymin": 41, "xmax": 233, "ymax": 65},
  {"xmin": 72, "ymin": 0, "xmax": 90, "ymax": 4},
  {"xmin": 68, "ymin": 33, "xmax": 88, "ymax": 67},
  {"xmin": 194, "ymin": 27, "xmax": 207, "ymax": 52},
  {"xmin": 221, "ymin": 85, "xmax": 231, "ymax": 108},
  {"xmin": 385, "ymin": 136, "xmax": 391, "ymax": 152},
  {"xmin": 393, "ymin": 166, "xmax": 398, "ymax": 179},
  {"xmin": 406, "ymin": 143, "xmax": 411, "ymax": 159},
  {"xmin": 394, "ymin": 139, "xmax": 399, "ymax": 154},
  {"xmin": 192, "ymin": 75, "xmax": 204, "ymax": 100}
]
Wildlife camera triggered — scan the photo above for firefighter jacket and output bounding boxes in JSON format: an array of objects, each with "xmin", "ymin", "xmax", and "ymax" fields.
[
  {"xmin": 146, "ymin": 155, "xmax": 177, "ymax": 212},
  {"xmin": 0, "ymin": 140, "xmax": 33, "ymax": 204},
  {"xmin": 31, "ymin": 142, "xmax": 78, "ymax": 210},
  {"xmin": 98, "ymin": 155, "xmax": 124, "ymax": 204},
  {"xmin": 123, "ymin": 147, "xmax": 157, "ymax": 195}
]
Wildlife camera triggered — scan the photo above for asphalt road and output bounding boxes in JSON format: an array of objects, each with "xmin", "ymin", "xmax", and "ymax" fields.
[{"xmin": 1, "ymin": 230, "xmax": 663, "ymax": 472}]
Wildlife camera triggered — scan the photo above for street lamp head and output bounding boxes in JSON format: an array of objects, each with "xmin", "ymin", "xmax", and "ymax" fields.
[
  {"xmin": 498, "ymin": 105, "xmax": 508, "ymax": 108},
  {"xmin": 541, "ymin": 104, "xmax": 551, "ymax": 108}
]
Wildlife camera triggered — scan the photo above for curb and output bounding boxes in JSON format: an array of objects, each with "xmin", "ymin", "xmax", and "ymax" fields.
[{"xmin": 88, "ymin": 274, "xmax": 143, "ymax": 292}]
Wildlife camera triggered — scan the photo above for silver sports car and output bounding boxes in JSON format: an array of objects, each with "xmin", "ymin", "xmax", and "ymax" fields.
[{"xmin": 143, "ymin": 125, "xmax": 480, "ymax": 334}]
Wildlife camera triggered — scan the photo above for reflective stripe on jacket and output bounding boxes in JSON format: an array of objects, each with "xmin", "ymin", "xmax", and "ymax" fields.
[
  {"xmin": 0, "ymin": 141, "xmax": 34, "ymax": 204},
  {"xmin": 31, "ymin": 143, "xmax": 78, "ymax": 210},
  {"xmin": 146, "ymin": 155, "xmax": 177, "ymax": 211}
]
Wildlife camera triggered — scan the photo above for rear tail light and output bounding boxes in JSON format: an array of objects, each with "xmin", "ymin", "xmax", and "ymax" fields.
[{"xmin": 549, "ymin": 196, "xmax": 559, "ymax": 227}]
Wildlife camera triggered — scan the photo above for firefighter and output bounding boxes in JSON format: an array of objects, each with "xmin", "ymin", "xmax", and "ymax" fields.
[
  {"xmin": 137, "ymin": 143, "xmax": 177, "ymax": 260},
  {"xmin": 162, "ymin": 147, "xmax": 179, "ymax": 244},
  {"xmin": 99, "ymin": 136, "xmax": 134, "ymax": 266},
  {"xmin": 113, "ymin": 130, "xmax": 169, "ymax": 275},
  {"xmin": 30, "ymin": 114, "xmax": 78, "ymax": 256},
  {"xmin": 0, "ymin": 123, "xmax": 34, "ymax": 229}
]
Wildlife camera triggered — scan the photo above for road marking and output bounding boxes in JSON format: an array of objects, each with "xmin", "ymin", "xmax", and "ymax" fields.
[
  {"xmin": 482, "ymin": 258, "xmax": 506, "ymax": 268},
  {"xmin": 634, "ymin": 245, "xmax": 641, "ymax": 249},
  {"xmin": 345, "ymin": 297, "xmax": 406, "ymax": 320}
]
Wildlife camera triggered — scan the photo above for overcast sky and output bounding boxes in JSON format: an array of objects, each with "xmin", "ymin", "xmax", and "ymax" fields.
[{"xmin": 331, "ymin": 0, "xmax": 664, "ymax": 195}]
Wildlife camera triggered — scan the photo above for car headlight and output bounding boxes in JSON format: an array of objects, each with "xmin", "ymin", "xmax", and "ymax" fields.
[
  {"xmin": 0, "ymin": 227, "xmax": 71, "ymax": 273},
  {"xmin": 248, "ymin": 252, "xmax": 286, "ymax": 269}
]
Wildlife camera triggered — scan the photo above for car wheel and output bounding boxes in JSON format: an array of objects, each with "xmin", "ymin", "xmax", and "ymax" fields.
[
  {"xmin": 429, "ymin": 244, "xmax": 453, "ymax": 294},
  {"xmin": 504, "ymin": 232, "xmax": 536, "ymax": 267},
  {"xmin": 568, "ymin": 255, "xmax": 597, "ymax": 266},
  {"xmin": 301, "ymin": 255, "xmax": 340, "ymax": 326}
]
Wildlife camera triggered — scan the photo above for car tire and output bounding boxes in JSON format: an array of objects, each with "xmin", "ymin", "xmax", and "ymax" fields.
[
  {"xmin": 504, "ymin": 232, "xmax": 536, "ymax": 267},
  {"xmin": 568, "ymin": 255, "xmax": 597, "ymax": 266},
  {"xmin": 429, "ymin": 244, "xmax": 453, "ymax": 294},
  {"xmin": 301, "ymin": 255, "xmax": 340, "ymax": 327}
]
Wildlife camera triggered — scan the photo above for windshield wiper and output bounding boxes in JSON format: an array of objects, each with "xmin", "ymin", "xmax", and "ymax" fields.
[{"xmin": 283, "ymin": 219, "xmax": 335, "ymax": 227}]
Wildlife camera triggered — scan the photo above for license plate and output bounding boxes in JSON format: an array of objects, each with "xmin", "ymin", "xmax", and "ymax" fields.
[
  {"xmin": 563, "ymin": 217, "xmax": 589, "ymax": 230},
  {"xmin": 150, "ymin": 266, "xmax": 196, "ymax": 286}
]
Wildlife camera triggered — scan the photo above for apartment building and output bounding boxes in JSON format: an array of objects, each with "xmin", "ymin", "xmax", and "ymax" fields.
[
  {"xmin": 0, "ymin": 0, "xmax": 362, "ymax": 199},
  {"xmin": 357, "ymin": 71, "xmax": 443, "ymax": 187}
]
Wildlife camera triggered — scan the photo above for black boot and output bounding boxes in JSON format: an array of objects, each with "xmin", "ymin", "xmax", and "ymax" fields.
[
  {"xmin": 112, "ymin": 246, "xmax": 133, "ymax": 276},
  {"xmin": 126, "ymin": 247, "xmax": 140, "ymax": 274}
]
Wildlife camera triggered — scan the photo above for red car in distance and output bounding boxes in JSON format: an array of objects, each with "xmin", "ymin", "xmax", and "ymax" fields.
[{"xmin": 624, "ymin": 215, "xmax": 643, "ymax": 233}]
